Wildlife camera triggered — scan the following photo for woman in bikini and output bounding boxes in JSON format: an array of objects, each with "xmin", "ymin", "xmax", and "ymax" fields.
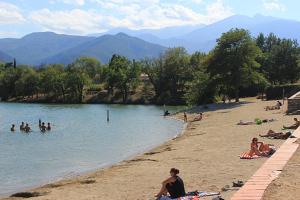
[{"xmin": 249, "ymin": 138, "xmax": 273, "ymax": 157}]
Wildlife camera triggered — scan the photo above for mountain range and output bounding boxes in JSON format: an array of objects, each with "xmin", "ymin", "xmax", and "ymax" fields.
[{"xmin": 0, "ymin": 14, "xmax": 300, "ymax": 66}]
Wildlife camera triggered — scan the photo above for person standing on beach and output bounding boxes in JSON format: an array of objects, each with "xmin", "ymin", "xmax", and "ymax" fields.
[
  {"xmin": 155, "ymin": 168, "xmax": 186, "ymax": 199},
  {"xmin": 183, "ymin": 112, "xmax": 187, "ymax": 123}
]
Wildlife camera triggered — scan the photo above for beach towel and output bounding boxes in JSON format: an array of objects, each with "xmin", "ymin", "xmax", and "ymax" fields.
[
  {"xmin": 240, "ymin": 152, "xmax": 261, "ymax": 159},
  {"xmin": 158, "ymin": 192, "xmax": 220, "ymax": 200}
]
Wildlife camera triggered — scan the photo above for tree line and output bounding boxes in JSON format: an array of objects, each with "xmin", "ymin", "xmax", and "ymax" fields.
[{"xmin": 0, "ymin": 28, "xmax": 300, "ymax": 105}]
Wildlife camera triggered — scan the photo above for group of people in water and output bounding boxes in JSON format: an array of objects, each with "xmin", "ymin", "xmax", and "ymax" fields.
[{"xmin": 10, "ymin": 119, "xmax": 52, "ymax": 133}]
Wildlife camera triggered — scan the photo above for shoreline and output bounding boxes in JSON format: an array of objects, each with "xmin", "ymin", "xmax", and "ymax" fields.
[
  {"xmin": 0, "ymin": 116, "xmax": 186, "ymax": 198},
  {"xmin": 2, "ymin": 98, "xmax": 294, "ymax": 200}
]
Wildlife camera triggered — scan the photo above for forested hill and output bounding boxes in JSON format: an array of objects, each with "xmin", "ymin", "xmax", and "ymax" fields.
[
  {"xmin": 0, "ymin": 29, "xmax": 299, "ymax": 106},
  {"xmin": 41, "ymin": 33, "xmax": 166, "ymax": 65}
]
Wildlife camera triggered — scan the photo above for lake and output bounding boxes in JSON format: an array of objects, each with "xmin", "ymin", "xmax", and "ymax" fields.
[{"xmin": 0, "ymin": 103, "xmax": 183, "ymax": 196}]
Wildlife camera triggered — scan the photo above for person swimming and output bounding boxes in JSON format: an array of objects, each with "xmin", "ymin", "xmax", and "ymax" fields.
[
  {"xmin": 47, "ymin": 123, "xmax": 51, "ymax": 131},
  {"xmin": 24, "ymin": 123, "xmax": 31, "ymax": 133},
  {"xmin": 40, "ymin": 122, "xmax": 46, "ymax": 132},
  {"xmin": 11, "ymin": 124, "xmax": 15, "ymax": 132},
  {"xmin": 20, "ymin": 122, "xmax": 25, "ymax": 131},
  {"xmin": 155, "ymin": 168, "xmax": 186, "ymax": 199}
]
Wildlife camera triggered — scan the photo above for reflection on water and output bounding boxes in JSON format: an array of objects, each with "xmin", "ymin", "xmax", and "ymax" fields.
[{"xmin": 0, "ymin": 103, "xmax": 183, "ymax": 196}]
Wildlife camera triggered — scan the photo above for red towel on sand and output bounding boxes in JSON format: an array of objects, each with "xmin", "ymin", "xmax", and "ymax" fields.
[{"xmin": 240, "ymin": 152, "xmax": 261, "ymax": 159}]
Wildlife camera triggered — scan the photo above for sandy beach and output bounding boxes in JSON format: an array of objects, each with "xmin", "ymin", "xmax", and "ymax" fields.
[{"xmin": 2, "ymin": 98, "xmax": 296, "ymax": 200}]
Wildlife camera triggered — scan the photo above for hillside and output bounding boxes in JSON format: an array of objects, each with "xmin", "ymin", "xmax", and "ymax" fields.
[
  {"xmin": 0, "ymin": 32, "xmax": 94, "ymax": 65},
  {"xmin": 42, "ymin": 33, "xmax": 166, "ymax": 64}
]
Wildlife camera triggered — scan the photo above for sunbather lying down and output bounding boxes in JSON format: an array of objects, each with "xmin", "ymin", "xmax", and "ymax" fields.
[
  {"xmin": 237, "ymin": 119, "xmax": 276, "ymax": 125},
  {"xmin": 260, "ymin": 130, "xmax": 292, "ymax": 139},
  {"xmin": 249, "ymin": 138, "xmax": 275, "ymax": 157}
]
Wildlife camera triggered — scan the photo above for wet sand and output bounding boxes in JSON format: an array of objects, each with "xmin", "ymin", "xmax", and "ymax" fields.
[{"xmin": 2, "ymin": 98, "xmax": 294, "ymax": 200}]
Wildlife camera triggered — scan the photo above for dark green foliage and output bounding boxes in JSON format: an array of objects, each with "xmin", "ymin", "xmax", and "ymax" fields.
[
  {"xmin": 265, "ymin": 84, "xmax": 300, "ymax": 100},
  {"xmin": 256, "ymin": 33, "xmax": 300, "ymax": 85},
  {"xmin": 206, "ymin": 28, "xmax": 263, "ymax": 102}
]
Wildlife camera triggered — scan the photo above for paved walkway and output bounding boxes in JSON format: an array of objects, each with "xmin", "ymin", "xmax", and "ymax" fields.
[{"xmin": 230, "ymin": 128, "xmax": 300, "ymax": 200}]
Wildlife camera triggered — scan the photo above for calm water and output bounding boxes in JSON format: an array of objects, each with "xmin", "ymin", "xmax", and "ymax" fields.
[{"xmin": 0, "ymin": 103, "xmax": 183, "ymax": 196}]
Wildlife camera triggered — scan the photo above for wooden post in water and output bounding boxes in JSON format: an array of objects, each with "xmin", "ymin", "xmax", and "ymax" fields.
[{"xmin": 107, "ymin": 110, "xmax": 110, "ymax": 122}]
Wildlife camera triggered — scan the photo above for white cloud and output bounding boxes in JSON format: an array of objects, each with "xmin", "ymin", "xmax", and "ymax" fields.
[
  {"xmin": 263, "ymin": 0, "xmax": 286, "ymax": 12},
  {"xmin": 0, "ymin": 2, "xmax": 25, "ymax": 24},
  {"xmin": 52, "ymin": 0, "xmax": 86, "ymax": 6},
  {"xmin": 28, "ymin": 0, "xmax": 233, "ymax": 35},
  {"xmin": 29, "ymin": 9, "xmax": 107, "ymax": 34}
]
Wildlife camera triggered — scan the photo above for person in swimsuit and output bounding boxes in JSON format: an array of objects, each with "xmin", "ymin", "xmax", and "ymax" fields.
[
  {"xmin": 24, "ymin": 123, "xmax": 31, "ymax": 133},
  {"xmin": 283, "ymin": 118, "xmax": 300, "ymax": 130},
  {"xmin": 260, "ymin": 130, "xmax": 292, "ymax": 139},
  {"xmin": 40, "ymin": 122, "xmax": 46, "ymax": 132},
  {"xmin": 192, "ymin": 113, "xmax": 202, "ymax": 122},
  {"xmin": 249, "ymin": 138, "xmax": 273, "ymax": 157},
  {"xmin": 20, "ymin": 122, "xmax": 25, "ymax": 131},
  {"xmin": 183, "ymin": 112, "xmax": 187, "ymax": 123},
  {"xmin": 47, "ymin": 123, "xmax": 51, "ymax": 131},
  {"xmin": 39, "ymin": 119, "xmax": 42, "ymax": 128},
  {"xmin": 155, "ymin": 168, "xmax": 186, "ymax": 199},
  {"xmin": 11, "ymin": 124, "xmax": 15, "ymax": 132}
]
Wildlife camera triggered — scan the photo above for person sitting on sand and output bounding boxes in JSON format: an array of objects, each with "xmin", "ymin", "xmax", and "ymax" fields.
[
  {"xmin": 11, "ymin": 124, "xmax": 15, "ymax": 132},
  {"xmin": 47, "ymin": 123, "xmax": 51, "ymax": 131},
  {"xmin": 40, "ymin": 122, "xmax": 46, "ymax": 132},
  {"xmin": 24, "ymin": 123, "xmax": 31, "ymax": 133},
  {"xmin": 283, "ymin": 118, "xmax": 300, "ymax": 130},
  {"xmin": 249, "ymin": 138, "xmax": 274, "ymax": 157},
  {"xmin": 192, "ymin": 113, "xmax": 203, "ymax": 122},
  {"xmin": 20, "ymin": 122, "xmax": 25, "ymax": 131},
  {"xmin": 155, "ymin": 168, "xmax": 186, "ymax": 199},
  {"xmin": 260, "ymin": 130, "xmax": 292, "ymax": 140},
  {"xmin": 265, "ymin": 101, "xmax": 282, "ymax": 111}
]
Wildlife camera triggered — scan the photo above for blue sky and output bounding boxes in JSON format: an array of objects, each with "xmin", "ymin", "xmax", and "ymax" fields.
[{"xmin": 0, "ymin": 0, "xmax": 298, "ymax": 38}]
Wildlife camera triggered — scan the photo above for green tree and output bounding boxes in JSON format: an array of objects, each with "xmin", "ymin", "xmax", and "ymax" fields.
[
  {"xmin": 66, "ymin": 64, "xmax": 91, "ymax": 103},
  {"xmin": 106, "ymin": 55, "xmax": 141, "ymax": 103},
  {"xmin": 207, "ymin": 28, "xmax": 262, "ymax": 102},
  {"xmin": 40, "ymin": 64, "xmax": 67, "ymax": 101},
  {"xmin": 72, "ymin": 57, "xmax": 101, "ymax": 80}
]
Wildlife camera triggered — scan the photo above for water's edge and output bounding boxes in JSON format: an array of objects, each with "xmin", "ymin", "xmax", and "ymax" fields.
[{"xmin": 1, "ymin": 116, "xmax": 186, "ymax": 198}]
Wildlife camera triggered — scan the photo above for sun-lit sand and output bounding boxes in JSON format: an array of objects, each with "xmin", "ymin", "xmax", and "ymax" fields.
[{"xmin": 2, "ymin": 98, "xmax": 296, "ymax": 200}]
